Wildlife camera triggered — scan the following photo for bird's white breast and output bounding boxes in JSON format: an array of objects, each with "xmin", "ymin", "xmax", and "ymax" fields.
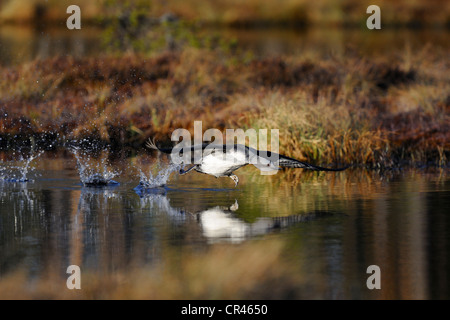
[{"xmin": 198, "ymin": 150, "xmax": 247, "ymax": 177}]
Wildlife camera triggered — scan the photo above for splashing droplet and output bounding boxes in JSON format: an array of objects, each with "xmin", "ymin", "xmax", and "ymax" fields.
[
  {"xmin": 0, "ymin": 151, "xmax": 44, "ymax": 182},
  {"xmin": 70, "ymin": 146, "xmax": 120, "ymax": 187},
  {"xmin": 134, "ymin": 162, "xmax": 180, "ymax": 192}
]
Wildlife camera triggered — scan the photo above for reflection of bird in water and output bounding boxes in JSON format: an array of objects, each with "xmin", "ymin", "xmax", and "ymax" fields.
[
  {"xmin": 135, "ymin": 192, "xmax": 187, "ymax": 223},
  {"xmin": 147, "ymin": 139, "xmax": 347, "ymax": 187},
  {"xmin": 134, "ymin": 186, "xmax": 336, "ymax": 243},
  {"xmin": 135, "ymin": 194, "xmax": 333, "ymax": 243},
  {"xmin": 196, "ymin": 200, "xmax": 273, "ymax": 243},
  {"xmin": 195, "ymin": 200, "xmax": 335, "ymax": 243}
]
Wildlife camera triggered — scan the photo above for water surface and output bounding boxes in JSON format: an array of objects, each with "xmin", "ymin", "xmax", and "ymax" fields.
[{"xmin": 1, "ymin": 153, "xmax": 449, "ymax": 299}]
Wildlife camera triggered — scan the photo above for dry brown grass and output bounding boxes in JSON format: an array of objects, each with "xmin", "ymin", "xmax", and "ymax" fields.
[
  {"xmin": 0, "ymin": 43, "xmax": 448, "ymax": 166},
  {"xmin": 244, "ymin": 91, "xmax": 389, "ymax": 166}
]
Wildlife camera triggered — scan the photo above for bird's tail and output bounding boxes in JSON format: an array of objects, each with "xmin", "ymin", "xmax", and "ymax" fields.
[
  {"xmin": 304, "ymin": 163, "xmax": 349, "ymax": 171},
  {"xmin": 278, "ymin": 156, "xmax": 348, "ymax": 171}
]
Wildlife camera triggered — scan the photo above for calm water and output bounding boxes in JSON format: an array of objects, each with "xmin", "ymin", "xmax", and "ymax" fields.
[{"xmin": 0, "ymin": 152, "xmax": 449, "ymax": 299}]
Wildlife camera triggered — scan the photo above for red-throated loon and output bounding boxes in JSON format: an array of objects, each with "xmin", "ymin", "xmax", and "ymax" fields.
[{"xmin": 146, "ymin": 139, "xmax": 347, "ymax": 187}]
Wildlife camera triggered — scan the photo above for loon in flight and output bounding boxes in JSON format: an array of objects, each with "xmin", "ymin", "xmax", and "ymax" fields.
[{"xmin": 146, "ymin": 139, "xmax": 347, "ymax": 187}]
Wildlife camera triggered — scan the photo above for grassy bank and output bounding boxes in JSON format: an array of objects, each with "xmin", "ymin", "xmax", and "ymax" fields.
[{"xmin": 0, "ymin": 45, "xmax": 448, "ymax": 167}]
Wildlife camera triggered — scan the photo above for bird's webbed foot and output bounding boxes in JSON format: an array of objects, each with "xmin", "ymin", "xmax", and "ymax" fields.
[{"xmin": 229, "ymin": 174, "xmax": 239, "ymax": 187}]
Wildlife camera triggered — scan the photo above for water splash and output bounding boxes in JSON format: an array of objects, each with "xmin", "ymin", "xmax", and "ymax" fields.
[
  {"xmin": 0, "ymin": 151, "xmax": 44, "ymax": 182},
  {"xmin": 134, "ymin": 162, "xmax": 180, "ymax": 192},
  {"xmin": 70, "ymin": 147, "xmax": 120, "ymax": 187}
]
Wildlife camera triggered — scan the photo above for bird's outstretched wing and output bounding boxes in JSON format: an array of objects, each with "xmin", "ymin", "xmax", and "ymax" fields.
[{"xmin": 278, "ymin": 155, "xmax": 348, "ymax": 171}]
